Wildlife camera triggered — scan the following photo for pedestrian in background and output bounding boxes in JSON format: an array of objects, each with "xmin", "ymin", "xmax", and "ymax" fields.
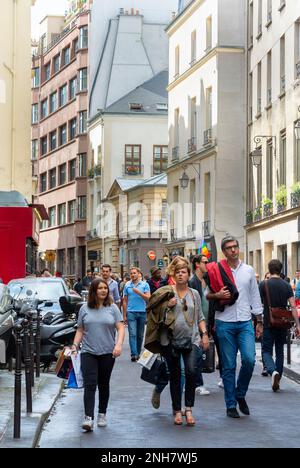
[
  {"xmin": 74, "ymin": 278, "xmax": 83, "ymax": 296},
  {"xmin": 162, "ymin": 261, "xmax": 209, "ymax": 426},
  {"xmin": 82, "ymin": 270, "xmax": 93, "ymax": 290},
  {"xmin": 101, "ymin": 264, "xmax": 121, "ymax": 308},
  {"xmin": 71, "ymin": 278, "xmax": 125, "ymax": 431},
  {"xmin": 260, "ymin": 259, "xmax": 300, "ymax": 392},
  {"xmin": 147, "ymin": 266, "xmax": 167, "ymax": 294},
  {"xmin": 189, "ymin": 254, "xmax": 211, "ymax": 396},
  {"xmin": 207, "ymin": 235, "xmax": 263, "ymax": 419},
  {"xmin": 123, "ymin": 267, "xmax": 151, "ymax": 361}
]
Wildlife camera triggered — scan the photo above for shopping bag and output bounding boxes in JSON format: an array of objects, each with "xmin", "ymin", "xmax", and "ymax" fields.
[
  {"xmin": 71, "ymin": 352, "xmax": 84, "ymax": 388},
  {"xmin": 137, "ymin": 350, "xmax": 157, "ymax": 370},
  {"xmin": 55, "ymin": 347, "xmax": 73, "ymax": 379},
  {"xmin": 67, "ymin": 369, "xmax": 78, "ymax": 388},
  {"xmin": 140, "ymin": 356, "xmax": 168, "ymax": 385},
  {"xmin": 201, "ymin": 340, "xmax": 215, "ymax": 374}
]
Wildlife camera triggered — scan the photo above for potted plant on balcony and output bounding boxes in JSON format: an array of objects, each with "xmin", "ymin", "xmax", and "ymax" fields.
[
  {"xmin": 254, "ymin": 206, "xmax": 262, "ymax": 222},
  {"xmin": 262, "ymin": 196, "xmax": 273, "ymax": 218},
  {"xmin": 126, "ymin": 165, "xmax": 140, "ymax": 175},
  {"xmin": 291, "ymin": 182, "xmax": 300, "ymax": 208},
  {"xmin": 246, "ymin": 211, "xmax": 253, "ymax": 224},
  {"xmin": 88, "ymin": 167, "xmax": 94, "ymax": 179},
  {"xmin": 276, "ymin": 185, "xmax": 287, "ymax": 213}
]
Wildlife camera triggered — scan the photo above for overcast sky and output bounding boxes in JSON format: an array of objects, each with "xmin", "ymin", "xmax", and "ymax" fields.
[{"xmin": 31, "ymin": 0, "xmax": 68, "ymax": 40}]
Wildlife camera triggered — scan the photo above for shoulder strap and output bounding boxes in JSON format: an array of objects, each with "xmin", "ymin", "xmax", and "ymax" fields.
[{"xmin": 264, "ymin": 280, "xmax": 271, "ymax": 307}]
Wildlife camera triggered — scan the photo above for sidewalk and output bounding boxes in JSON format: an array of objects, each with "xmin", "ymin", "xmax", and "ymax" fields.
[
  {"xmin": 256, "ymin": 341, "xmax": 300, "ymax": 383},
  {"xmin": 0, "ymin": 369, "xmax": 63, "ymax": 448}
]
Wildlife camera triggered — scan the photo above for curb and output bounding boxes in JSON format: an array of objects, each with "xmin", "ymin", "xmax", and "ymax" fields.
[
  {"xmin": 33, "ymin": 380, "xmax": 65, "ymax": 448},
  {"xmin": 283, "ymin": 366, "xmax": 300, "ymax": 385}
]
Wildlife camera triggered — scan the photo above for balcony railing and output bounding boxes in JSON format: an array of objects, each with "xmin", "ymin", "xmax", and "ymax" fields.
[
  {"xmin": 151, "ymin": 164, "xmax": 168, "ymax": 176},
  {"xmin": 202, "ymin": 220, "xmax": 211, "ymax": 237},
  {"xmin": 280, "ymin": 75, "xmax": 286, "ymax": 94},
  {"xmin": 188, "ymin": 137, "xmax": 197, "ymax": 153},
  {"xmin": 257, "ymin": 98, "xmax": 262, "ymax": 114},
  {"xmin": 86, "ymin": 229, "xmax": 98, "ymax": 241},
  {"xmin": 203, "ymin": 129, "xmax": 212, "ymax": 146},
  {"xmin": 123, "ymin": 164, "xmax": 144, "ymax": 176},
  {"xmin": 88, "ymin": 164, "xmax": 101, "ymax": 179},
  {"xmin": 187, "ymin": 224, "xmax": 196, "ymax": 238},
  {"xmin": 172, "ymin": 146, "xmax": 179, "ymax": 162},
  {"xmin": 296, "ymin": 61, "xmax": 300, "ymax": 79},
  {"xmin": 267, "ymin": 89, "xmax": 272, "ymax": 105},
  {"xmin": 291, "ymin": 192, "xmax": 300, "ymax": 209},
  {"xmin": 170, "ymin": 228, "xmax": 178, "ymax": 241}
]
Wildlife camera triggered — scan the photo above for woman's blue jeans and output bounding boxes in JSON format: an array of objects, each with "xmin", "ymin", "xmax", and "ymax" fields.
[{"xmin": 215, "ymin": 319, "xmax": 256, "ymax": 409}]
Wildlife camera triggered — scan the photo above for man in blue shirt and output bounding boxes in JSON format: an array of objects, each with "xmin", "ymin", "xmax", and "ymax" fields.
[{"xmin": 123, "ymin": 267, "xmax": 151, "ymax": 361}]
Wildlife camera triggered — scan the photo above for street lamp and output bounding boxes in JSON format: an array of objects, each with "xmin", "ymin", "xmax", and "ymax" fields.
[
  {"xmin": 179, "ymin": 163, "xmax": 200, "ymax": 189},
  {"xmin": 250, "ymin": 147, "xmax": 262, "ymax": 167},
  {"xmin": 179, "ymin": 170, "xmax": 189, "ymax": 189}
]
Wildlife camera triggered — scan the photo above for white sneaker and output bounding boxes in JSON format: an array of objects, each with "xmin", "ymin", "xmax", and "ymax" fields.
[
  {"xmin": 195, "ymin": 386, "xmax": 210, "ymax": 395},
  {"xmin": 97, "ymin": 413, "xmax": 107, "ymax": 427},
  {"xmin": 218, "ymin": 379, "xmax": 224, "ymax": 389},
  {"xmin": 271, "ymin": 371, "xmax": 280, "ymax": 392},
  {"xmin": 82, "ymin": 416, "xmax": 94, "ymax": 432}
]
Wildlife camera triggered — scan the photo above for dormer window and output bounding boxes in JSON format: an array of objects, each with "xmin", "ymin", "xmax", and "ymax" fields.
[{"xmin": 129, "ymin": 102, "xmax": 143, "ymax": 110}]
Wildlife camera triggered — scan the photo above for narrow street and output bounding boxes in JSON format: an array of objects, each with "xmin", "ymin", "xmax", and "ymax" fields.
[{"xmin": 38, "ymin": 339, "xmax": 300, "ymax": 449}]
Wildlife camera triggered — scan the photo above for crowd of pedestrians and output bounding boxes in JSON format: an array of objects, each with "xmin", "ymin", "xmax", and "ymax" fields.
[{"xmin": 68, "ymin": 235, "xmax": 300, "ymax": 431}]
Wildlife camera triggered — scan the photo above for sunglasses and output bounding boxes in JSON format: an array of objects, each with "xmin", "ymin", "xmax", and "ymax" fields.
[{"xmin": 182, "ymin": 298, "xmax": 188, "ymax": 312}]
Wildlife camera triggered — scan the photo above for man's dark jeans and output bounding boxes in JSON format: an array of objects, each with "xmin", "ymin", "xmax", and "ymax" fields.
[{"xmin": 262, "ymin": 327, "xmax": 286, "ymax": 377}]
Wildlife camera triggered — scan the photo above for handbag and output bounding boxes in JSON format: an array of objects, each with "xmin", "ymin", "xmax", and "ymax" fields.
[
  {"xmin": 55, "ymin": 347, "xmax": 73, "ymax": 379},
  {"xmin": 70, "ymin": 352, "xmax": 84, "ymax": 388},
  {"xmin": 265, "ymin": 280, "xmax": 294, "ymax": 329},
  {"xmin": 201, "ymin": 340, "xmax": 215, "ymax": 373},
  {"xmin": 140, "ymin": 356, "xmax": 169, "ymax": 386}
]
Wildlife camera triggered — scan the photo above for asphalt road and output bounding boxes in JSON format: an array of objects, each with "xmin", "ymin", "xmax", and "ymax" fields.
[{"xmin": 38, "ymin": 339, "xmax": 300, "ymax": 449}]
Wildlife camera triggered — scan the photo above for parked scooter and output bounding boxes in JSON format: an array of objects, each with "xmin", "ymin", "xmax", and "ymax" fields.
[{"xmin": 12, "ymin": 290, "xmax": 84, "ymax": 369}]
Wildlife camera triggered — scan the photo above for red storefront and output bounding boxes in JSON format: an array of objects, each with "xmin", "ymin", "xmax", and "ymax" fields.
[{"xmin": 0, "ymin": 191, "xmax": 48, "ymax": 284}]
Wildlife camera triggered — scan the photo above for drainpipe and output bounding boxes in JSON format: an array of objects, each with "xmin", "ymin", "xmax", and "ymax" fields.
[{"xmin": 6, "ymin": 0, "xmax": 17, "ymax": 190}]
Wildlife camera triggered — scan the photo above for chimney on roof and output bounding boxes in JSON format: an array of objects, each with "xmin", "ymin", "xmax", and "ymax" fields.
[
  {"xmin": 131, "ymin": 8, "xmax": 134, "ymax": 15},
  {"xmin": 136, "ymin": 9, "xmax": 139, "ymax": 15}
]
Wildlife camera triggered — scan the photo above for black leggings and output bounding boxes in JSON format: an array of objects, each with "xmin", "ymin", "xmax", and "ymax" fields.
[{"xmin": 81, "ymin": 353, "xmax": 115, "ymax": 418}]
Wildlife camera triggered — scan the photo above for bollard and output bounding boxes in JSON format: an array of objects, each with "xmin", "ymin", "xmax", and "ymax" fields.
[
  {"xmin": 13, "ymin": 322, "xmax": 23, "ymax": 439},
  {"xmin": 28, "ymin": 311, "xmax": 35, "ymax": 387},
  {"xmin": 22, "ymin": 319, "xmax": 33, "ymax": 414},
  {"xmin": 35, "ymin": 308, "xmax": 41, "ymax": 379},
  {"xmin": 287, "ymin": 328, "xmax": 291, "ymax": 365}
]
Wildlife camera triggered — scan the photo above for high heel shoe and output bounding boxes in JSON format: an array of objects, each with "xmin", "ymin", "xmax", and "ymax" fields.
[
  {"xmin": 174, "ymin": 411, "xmax": 183, "ymax": 425},
  {"xmin": 185, "ymin": 409, "xmax": 196, "ymax": 426}
]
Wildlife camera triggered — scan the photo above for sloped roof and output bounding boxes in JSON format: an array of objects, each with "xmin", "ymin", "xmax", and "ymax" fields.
[
  {"xmin": 105, "ymin": 70, "xmax": 168, "ymax": 115},
  {"xmin": 115, "ymin": 178, "xmax": 144, "ymax": 192},
  {"xmin": 125, "ymin": 173, "xmax": 167, "ymax": 192},
  {"xmin": 0, "ymin": 191, "xmax": 28, "ymax": 207}
]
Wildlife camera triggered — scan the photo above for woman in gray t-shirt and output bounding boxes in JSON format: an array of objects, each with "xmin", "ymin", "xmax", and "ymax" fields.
[{"xmin": 71, "ymin": 279, "xmax": 125, "ymax": 432}]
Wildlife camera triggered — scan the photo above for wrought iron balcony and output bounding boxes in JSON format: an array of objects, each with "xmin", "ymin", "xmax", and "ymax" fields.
[
  {"xmin": 202, "ymin": 220, "xmax": 211, "ymax": 237},
  {"xmin": 291, "ymin": 192, "xmax": 300, "ymax": 209},
  {"xmin": 203, "ymin": 129, "xmax": 212, "ymax": 146},
  {"xmin": 267, "ymin": 89, "xmax": 272, "ymax": 105},
  {"xmin": 296, "ymin": 61, "xmax": 300, "ymax": 79},
  {"xmin": 187, "ymin": 224, "xmax": 196, "ymax": 238},
  {"xmin": 170, "ymin": 228, "xmax": 178, "ymax": 241},
  {"xmin": 280, "ymin": 75, "xmax": 286, "ymax": 94},
  {"xmin": 188, "ymin": 137, "xmax": 197, "ymax": 153},
  {"xmin": 172, "ymin": 146, "xmax": 179, "ymax": 161}
]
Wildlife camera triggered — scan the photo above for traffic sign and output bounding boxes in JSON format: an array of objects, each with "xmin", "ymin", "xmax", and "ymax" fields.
[{"xmin": 147, "ymin": 251, "xmax": 156, "ymax": 261}]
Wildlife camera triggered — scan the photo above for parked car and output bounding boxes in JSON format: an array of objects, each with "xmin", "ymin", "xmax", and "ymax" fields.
[
  {"xmin": 7, "ymin": 277, "xmax": 79, "ymax": 317},
  {"xmin": 0, "ymin": 286, "xmax": 14, "ymax": 363}
]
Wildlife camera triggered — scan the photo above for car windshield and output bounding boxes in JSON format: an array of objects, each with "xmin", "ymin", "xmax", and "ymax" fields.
[{"xmin": 8, "ymin": 281, "xmax": 66, "ymax": 302}]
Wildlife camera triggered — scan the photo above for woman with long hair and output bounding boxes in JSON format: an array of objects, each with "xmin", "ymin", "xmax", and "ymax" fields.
[
  {"xmin": 71, "ymin": 278, "xmax": 125, "ymax": 431},
  {"xmin": 162, "ymin": 261, "xmax": 209, "ymax": 426}
]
